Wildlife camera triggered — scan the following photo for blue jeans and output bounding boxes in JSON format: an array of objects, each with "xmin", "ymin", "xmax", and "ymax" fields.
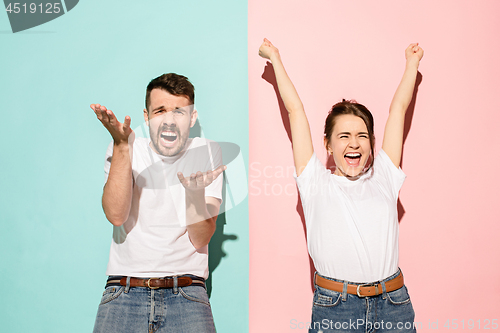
[
  {"xmin": 310, "ymin": 269, "xmax": 416, "ymax": 333},
  {"xmin": 93, "ymin": 276, "xmax": 215, "ymax": 333}
]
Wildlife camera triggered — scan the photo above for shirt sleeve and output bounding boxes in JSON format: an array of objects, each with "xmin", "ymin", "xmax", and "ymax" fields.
[
  {"xmin": 204, "ymin": 140, "xmax": 223, "ymax": 201},
  {"xmin": 103, "ymin": 141, "xmax": 114, "ymax": 183},
  {"xmin": 373, "ymin": 149, "xmax": 406, "ymax": 200},
  {"xmin": 294, "ymin": 152, "xmax": 330, "ymax": 205}
]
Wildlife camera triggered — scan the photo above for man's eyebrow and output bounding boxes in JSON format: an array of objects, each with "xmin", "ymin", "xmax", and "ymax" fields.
[
  {"xmin": 152, "ymin": 105, "xmax": 165, "ymax": 112},
  {"xmin": 152, "ymin": 106, "xmax": 184, "ymax": 112}
]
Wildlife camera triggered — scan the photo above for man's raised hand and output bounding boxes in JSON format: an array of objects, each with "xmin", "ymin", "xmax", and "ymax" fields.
[
  {"xmin": 91, "ymin": 104, "xmax": 133, "ymax": 145},
  {"xmin": 177, "ymin": 165, "xmax": 227, "ymax": 191}
]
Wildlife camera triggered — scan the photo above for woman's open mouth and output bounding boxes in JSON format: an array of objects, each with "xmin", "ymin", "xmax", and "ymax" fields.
[{"xmin": 344, "ymin": 152, "xmax": 361, "ymax": 167}]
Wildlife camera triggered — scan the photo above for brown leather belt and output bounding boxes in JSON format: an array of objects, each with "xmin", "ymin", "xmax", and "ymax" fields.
[
  {"xmin": 315, "ymin": 272, "xmax": 404, "ymax": 297},
  {"xmin": 106, "ymin": 276, "xmax": 205, "ymax": 289}
]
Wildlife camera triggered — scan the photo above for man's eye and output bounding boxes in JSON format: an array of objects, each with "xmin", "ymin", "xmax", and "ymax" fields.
[
  {"xmin": 174, "ymin": 110, "xmax": 184, "ymax": 114},
  {"xmin": 156, "ymin": 110, "xmax": 165, "ymax": 114}
]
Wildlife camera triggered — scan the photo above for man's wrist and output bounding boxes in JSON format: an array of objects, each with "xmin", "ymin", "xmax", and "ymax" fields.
[
  {"xmin": 185, "ymin": 188, "xmax": 206, "ymax": 202},
  {"xmin": 113, "ymin": 140, "xmax": 130, "ymax": 151}
]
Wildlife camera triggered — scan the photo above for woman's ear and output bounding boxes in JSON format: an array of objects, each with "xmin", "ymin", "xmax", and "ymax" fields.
[
  {"xmin": 324, "ymin": 137, "xmax": 331, "ymax": 154},
  {"xmin": 371, "ymin": 134, "xmax": 376, "ymax": 154}
]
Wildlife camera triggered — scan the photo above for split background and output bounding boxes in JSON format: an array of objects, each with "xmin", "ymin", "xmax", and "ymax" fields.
[{"xmin": 1, "ymin": 0, "xmax": 499, "ymax": 332}]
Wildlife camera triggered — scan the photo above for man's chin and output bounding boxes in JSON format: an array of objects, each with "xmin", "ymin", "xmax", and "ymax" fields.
[
  {"xmin": 151, "ymin": 139, "xmax": 187, "ymax": 157},
  {"xmin": 149, "ymin": 141, "xmax": 177, "ymax": 157},
  {"xmin": 158, "ymin": 146, "xmax": 182, "ymax": 157}
]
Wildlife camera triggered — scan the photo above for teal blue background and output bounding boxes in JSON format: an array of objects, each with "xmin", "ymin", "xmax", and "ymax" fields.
[{"xmin": 0, "ymin": 1, "xmax": 248, "ymax": 332}]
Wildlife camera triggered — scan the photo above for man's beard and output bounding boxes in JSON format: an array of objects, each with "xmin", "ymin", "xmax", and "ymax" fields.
[{"xmin": 150, "ymin": 124, "xmax": 189, "ymax": 157}]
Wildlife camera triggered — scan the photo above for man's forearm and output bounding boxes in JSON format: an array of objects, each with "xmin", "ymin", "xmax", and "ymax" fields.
[
  {"xmin": 102, "ymin": 143, "xmax": 133, "ymax": 226},
  {"xmin": 185, "ymin": 190, "xmax": 217, "ymax": 249}
]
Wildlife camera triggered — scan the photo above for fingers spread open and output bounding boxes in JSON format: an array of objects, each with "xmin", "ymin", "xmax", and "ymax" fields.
[
  {"xmin": 123, "ymin": 116, "xmax": 131, "ymax": 129},
  {"xmin": 215, "ymin": 165, "xmax": 227, "ymax": 178},
  {"xmin": 195, "ymin": 171, "xmax": 204, "ymax": 187},
  {"xmin": 93, "ymin": 106, "xmax": 103, "ymax": 120},
  {"xmin": 177, "ymin": 172, "xmax": 187, "ymax": 186},
  {"xmin": 106, "ymin": 110, "xmax": 117, "ymax": 125},
  {"xmin": 205, "ymin": 170, "xmax": 214, "ymax": 184},
  {"xmin": 100, "ymin": 109, "xmax": 110, "ymax": 123}
]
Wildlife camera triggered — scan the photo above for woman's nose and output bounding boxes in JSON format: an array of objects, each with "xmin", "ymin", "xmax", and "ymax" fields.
[{"xmin": 348, "ymin": 138, "xmax": 360, "ymax": 149}]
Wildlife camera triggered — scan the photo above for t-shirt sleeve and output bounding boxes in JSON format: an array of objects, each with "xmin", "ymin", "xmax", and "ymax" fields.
[
  {"xmin": 294, "ymin": 152, "xmax": 329, "ymax": 204},
  {"xmin": 204, "ymin": 141, "xmax": 223, "ymax": 201},
  {"xmin": 103, "ymin": 141, "xmax": 114, "ymax": 183},
  {"xmin": 374, "ymin": 149, "xmax": 406, "ymax": 200}
]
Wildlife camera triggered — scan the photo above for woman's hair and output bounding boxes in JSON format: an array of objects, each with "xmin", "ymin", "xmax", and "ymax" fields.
[{"xmin": 324, "ymin": 99, "xmax": 375, "ymax": 172}]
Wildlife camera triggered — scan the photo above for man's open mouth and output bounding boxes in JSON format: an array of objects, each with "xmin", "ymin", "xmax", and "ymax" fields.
[
  {"xmin": 160, "ymin": 130, "xmax": 178, "ymax": 146},
  {"xmin": 161, "ymin": 131, "xmax": 177, "ymax": 141}
]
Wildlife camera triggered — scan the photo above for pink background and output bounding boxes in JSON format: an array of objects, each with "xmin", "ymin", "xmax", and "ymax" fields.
[{"xmin": 249, "ymin": 0, "xmax": 500, "ymax": 332}]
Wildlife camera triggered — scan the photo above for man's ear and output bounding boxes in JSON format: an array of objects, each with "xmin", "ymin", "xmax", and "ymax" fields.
[
  {"xmin": 143, "ymin": 108, "xmax": 149, "ymax": 126},
  {"xmin": 190, "ymin": 108, "xmax": 198, "ymax": 128}
]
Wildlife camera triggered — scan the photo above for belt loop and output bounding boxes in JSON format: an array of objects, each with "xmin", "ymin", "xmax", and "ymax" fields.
[
  {"xmin": 173, "ymin": 276, "xmax": 178, "ymax": 294},
  {"xmin": 313, "ymin": 271, "xmax": 317, "ymax": 289},
  {"xmin": 380, "ymin": 279, "xmax": 387, "ymax": 299},
  {"xmin": 342, "ymin": 281, "xmax": 348, "ymax": 301},
  {"xmin": 125, "ymin": 276, "xmax": 131, "ymax": 294}
]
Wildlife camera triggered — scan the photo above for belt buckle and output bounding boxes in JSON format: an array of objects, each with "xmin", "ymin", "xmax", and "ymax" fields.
[
  {"xmin": 356, "ymin": 283, "xmax": 373, "ymax": 297},
  {"xmin": 147, "ymin": 278, "xmax": 160, "ymax": 289}
]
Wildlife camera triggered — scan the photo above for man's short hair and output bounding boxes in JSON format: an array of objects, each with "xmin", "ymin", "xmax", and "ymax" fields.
[{"xmin": 145, "ymin": 73, "xmax": 195, "ymax": 111}]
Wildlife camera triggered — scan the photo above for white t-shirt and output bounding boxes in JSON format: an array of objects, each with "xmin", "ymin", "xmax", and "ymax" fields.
[
  {"xmin": 294, "ymin": 150, "xmax": 406, "ymax": 283},
  {"xmin": 103, "ymin": 137, "xmax": 223, "ymax": 279}
]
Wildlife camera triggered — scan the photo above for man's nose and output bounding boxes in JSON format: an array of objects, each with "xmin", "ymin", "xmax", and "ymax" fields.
[{"xmin": 161, "ymin": 110, "xmax": 176, "ymax": 124}]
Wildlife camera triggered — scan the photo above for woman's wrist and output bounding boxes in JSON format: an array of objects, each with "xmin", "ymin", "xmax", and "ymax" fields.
[
  {"xmin": 269, "ymin": 50, "xmax": 281, "ymax": 63},
  {"xmin": 405, "ymin": 58, "xmax": 420, "ymax": 70}
]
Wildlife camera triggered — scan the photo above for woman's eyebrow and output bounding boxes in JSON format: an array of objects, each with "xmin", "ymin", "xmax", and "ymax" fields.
[{"xmin": 337, "ymin": 131, "xmax": 369, "ymax": 135}]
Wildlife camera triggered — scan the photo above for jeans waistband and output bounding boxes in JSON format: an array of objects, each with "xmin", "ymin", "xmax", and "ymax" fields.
[
  {"xmin": 316, "ymin": 268, "xmax": 402, "ymax": 285},
  {"xmin": 105, "ymin": 274, "xmax": 206, "ymax": 289}
]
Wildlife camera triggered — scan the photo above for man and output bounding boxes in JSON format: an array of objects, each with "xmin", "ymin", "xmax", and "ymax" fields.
[{"xmin": 91, "ymin": 73, "xmax": 224, "ymax": 333}]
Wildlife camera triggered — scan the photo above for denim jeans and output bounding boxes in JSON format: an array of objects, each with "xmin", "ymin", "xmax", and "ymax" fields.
[
  {"xmin": 93, "ymin": 276, "xmax": 215, "ymax": 333},
  {"xmin": 310, "ymin": 269, "xmax": 416, "ymax": 333}
]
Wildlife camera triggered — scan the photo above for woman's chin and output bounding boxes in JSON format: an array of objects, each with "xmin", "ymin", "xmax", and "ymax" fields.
[{"xmin": 343, "ymin": 165, "xmax": 366, "ymax": 177}]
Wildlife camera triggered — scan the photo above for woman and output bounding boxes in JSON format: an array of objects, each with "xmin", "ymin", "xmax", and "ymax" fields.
[{"xmin": 259, "ymin": 38, "xmax": 423, "ymax": 332}]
